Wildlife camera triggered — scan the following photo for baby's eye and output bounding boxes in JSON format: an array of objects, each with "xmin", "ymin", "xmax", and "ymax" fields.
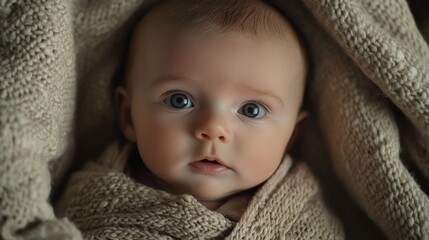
[
  {"xmin": 163, "ymin": 92, "xmax": 194, "ymax": 109},
  {"xmin": 238, "ymin": 102, "xmax": 267, "ymax": 119}
]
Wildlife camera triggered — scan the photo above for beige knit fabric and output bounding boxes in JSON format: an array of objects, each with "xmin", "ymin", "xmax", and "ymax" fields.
[
  {"xmin": 1, "ymin": 0, "xmax": 429, "ymax": 239},
  {"xmin": 278, "ymin": 0, "xmax": 429, "ymax": 239},
  {"xmin": 0, "ymin": 0, "xmax": 82, "ymax": 239},
  {"xmin": 62, "ymin": 142, "xmax": 344, "ymax": 239}
]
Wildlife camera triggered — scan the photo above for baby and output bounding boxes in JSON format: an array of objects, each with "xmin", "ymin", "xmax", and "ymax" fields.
[
  {"xmin": 116, "ymin": 0, "xmax": 307, "ymax": 211},
  {"xmin": 63, "ymin": 0, "xmax": 344, "ymax": 238}
]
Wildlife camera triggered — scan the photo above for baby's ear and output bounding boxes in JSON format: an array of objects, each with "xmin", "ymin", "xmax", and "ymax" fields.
[
  {"xmin": 115, "ymin": 87, "xmax": 137, "ymax": 141},
  {"xmin": 296, "ymin": 110, "xmax": 308, "ymax": 123},
  {"xmin": 286, "ymin": 110, "xmax": 308, "ymax": 152}
]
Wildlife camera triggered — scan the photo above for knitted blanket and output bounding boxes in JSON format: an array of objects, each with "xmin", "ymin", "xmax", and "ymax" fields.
[
  {"xmin": 1, "ymin": 0, "xmax": 429, "ymax": 239},
  {"xmin": 61, "ymin": 142, "xmax": 343, "ymax": 239}
]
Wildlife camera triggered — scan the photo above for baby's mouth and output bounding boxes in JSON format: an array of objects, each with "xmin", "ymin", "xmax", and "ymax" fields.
[{"xmin": 189, "ymin": 158, "xmax": 230, "ymax": 175}]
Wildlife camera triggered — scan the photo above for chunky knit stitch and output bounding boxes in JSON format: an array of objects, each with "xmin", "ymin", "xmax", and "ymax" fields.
[{"xmin": 1, "ymin": 0, "xmax": 429, "ymax": 239}]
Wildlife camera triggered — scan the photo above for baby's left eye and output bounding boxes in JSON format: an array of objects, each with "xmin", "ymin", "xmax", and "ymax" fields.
[{"xmin": 238, "ymin": 102, "xmax": 267, "ymax": 119}]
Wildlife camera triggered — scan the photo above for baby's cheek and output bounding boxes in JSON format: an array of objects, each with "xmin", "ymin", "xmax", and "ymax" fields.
[
  {"xmin": 136, "ymin": 119, "xmax": 189, "ymax": 166},
  {"xmin": 240, "ymin": 134, "xmax": 286, "ymax": 183}
]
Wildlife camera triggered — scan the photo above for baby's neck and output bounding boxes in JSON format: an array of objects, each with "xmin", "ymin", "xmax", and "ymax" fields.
[{"xmin": 199, "ymin": 199, "xmax": 228, "ymax": 210}]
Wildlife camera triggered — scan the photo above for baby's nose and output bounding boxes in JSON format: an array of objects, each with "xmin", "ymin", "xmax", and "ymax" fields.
[{"xmin": 194, "ymin": 113, "xmax": 231, "ymax": 143}]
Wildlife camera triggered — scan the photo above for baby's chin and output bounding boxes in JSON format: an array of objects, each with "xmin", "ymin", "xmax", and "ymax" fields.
[
  {"xmin": 192, "ymin": 191, "xmax": 234, "ymax": 202},
  {"xmin": 179, "ymin": 184, "xmax": 248, "ymax": 202}
]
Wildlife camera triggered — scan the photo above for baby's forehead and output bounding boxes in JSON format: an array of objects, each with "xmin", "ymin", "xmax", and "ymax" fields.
[{"xmin": 129, "ymin": 0, "xmax": 307, "ymax": 67}]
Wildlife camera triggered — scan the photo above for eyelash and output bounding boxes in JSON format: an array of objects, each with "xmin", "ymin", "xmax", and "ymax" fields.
[{"xmin": 160, "ymin": 90, "xmax": 194, "ymax": 101}]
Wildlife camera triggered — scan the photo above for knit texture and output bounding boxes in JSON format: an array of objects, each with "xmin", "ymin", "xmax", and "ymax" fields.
[
  {"xmin": 0, "ymin": 0, "xmax": 81, "ymax": 239},
  {"xmin": 1, "ymin": 0, "xmax": 429, "ymax": 239},
  {"xmin": 62, "ymin": 142, "xmax": 344, "ymax": 239},
  {"xmin": 277, "ymin": 0, "xmax": 429, "ymax": 239}
]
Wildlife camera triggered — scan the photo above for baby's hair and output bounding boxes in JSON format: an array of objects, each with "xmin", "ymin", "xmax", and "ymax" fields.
[{"xmin": 156, "ymin": 0, "xmax": 293, "ymax": 41}]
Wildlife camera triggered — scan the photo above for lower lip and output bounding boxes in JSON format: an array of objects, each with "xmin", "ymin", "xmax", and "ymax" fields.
[{"xmin": 189, "ymin": 161, "xmax": 230, "ymax": 175}]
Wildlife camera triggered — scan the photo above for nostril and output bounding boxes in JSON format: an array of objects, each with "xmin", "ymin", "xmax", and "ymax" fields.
[
  {"xmin": 201, "ymin": 133, "xmax": 210, "ymax": 139},
  {"xmin": 197, "ymin": 132, "xmax": 228, "ymax": 141}
]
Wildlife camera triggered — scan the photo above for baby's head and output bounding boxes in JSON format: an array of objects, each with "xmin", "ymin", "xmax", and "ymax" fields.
[{"xmin": 116, "ymin": 0, "xmax": 307, "ymax": 204}]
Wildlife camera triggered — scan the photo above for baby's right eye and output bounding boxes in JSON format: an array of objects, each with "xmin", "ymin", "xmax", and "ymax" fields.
[{"xmin": 163, "ymin": 92, "xmax": 194, "ymax": 109}]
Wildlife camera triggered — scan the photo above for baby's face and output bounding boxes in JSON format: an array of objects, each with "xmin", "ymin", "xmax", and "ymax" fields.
[{"xmin": 118, "ymin": 26, "xmax": 306, "ymax": 201}]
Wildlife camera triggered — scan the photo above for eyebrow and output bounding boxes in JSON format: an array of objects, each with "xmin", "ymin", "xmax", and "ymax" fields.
[
  {"xmin": 241, "ymin": 85, "xmax": 284, "ymax": 106},
  {"xmin": 149, "ymin": 75, "xmax": 193, "ymax": 88}
]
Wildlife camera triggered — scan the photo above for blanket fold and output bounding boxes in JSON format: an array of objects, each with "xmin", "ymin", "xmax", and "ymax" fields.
[{"xmin": 63, "ymin": 142, "xmax": 344, "ymax": 239}]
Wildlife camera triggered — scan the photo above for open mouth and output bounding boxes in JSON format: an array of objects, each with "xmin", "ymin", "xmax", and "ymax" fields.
[
  {"xmin": 200, "ymin": 159, "xmax": 220, "ymax": 164},
  {"xmin": 189, "ymin": 158, "xmax": 230, "ymax": 175}
]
